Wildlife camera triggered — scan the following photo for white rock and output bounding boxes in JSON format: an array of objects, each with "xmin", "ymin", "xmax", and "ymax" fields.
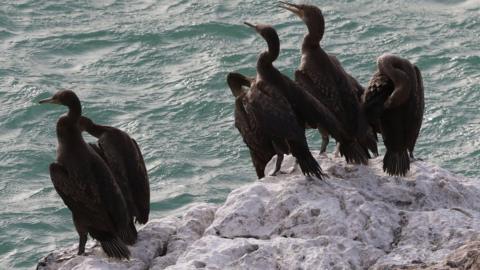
[
  {"xmin": 166, "ymin": 235, "xmax": 385, "ymax": 270},
  {"xmin": 151, "ymin": 203, "xmax": 217, "ymax": 270},
  {"xmin": 38, "ymin": 154, "xmax": 480, "ymax": 269},
  {"xmin": 38, "ymin": 204, "xmax": 217, "ymax": 270}
]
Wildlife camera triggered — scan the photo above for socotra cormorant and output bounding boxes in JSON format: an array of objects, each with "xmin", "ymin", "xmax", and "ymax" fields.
[
  {"xmin": 363, "ymin": 54, "xmax": 425, "ymax": 176},
  {"xmin": 39, "ymin": 90, "xmax": 134, "ymax": 259},
  {"xmin": 78, "ymin": 116, "xmax": 150, "ymax": 226},
  {"xmin": 280, "ymin": 2, "xmax": 377, "ymax": 163},
  {"xmin": 240, "ymin": 22, "xmax": 353, "ymax": 179}
]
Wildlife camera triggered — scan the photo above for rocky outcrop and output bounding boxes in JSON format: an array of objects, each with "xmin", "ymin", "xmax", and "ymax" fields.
[
  {"xmin": 37, "ymin": 204, "xmax": 217, "ymax": 270},
  {"xmin": 37, "ymin": 154, "xmax": 480, "ymax": 269},
  {"xmin": 390, "ymin": 241, "xmax": 480, "ymax": 269}
]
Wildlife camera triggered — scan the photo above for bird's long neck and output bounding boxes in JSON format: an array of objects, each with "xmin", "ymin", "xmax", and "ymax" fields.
[
  {"xmin": 56, "ymin": 117, "xmax": 84, "ymax": 150},
  {"xmin": 257, "ymin": 35, "xmax": 280, "ymax": 75},
  {"xmin": 302, "ymin": 17, "xmax": 325, "ymax": 51},
  {"xmin": 383, "ymin": 65, "xmax": 406, "ymax": 86},
  {"xmin": 67, "ymin": 98, "xmax": 82, "ymax": 122},
  {"xmin": 84, "ymin": 121, "xmax": 107, "ymax": 138},
  {"xmin": 58, "ymin": 98, "xmax": 83, "ymax": 146},
  {"xmin": 378, "ymin": 57, "xmax": 414, "ymax": 108}
]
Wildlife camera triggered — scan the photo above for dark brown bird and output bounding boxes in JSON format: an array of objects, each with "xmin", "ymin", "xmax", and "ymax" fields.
[
  {"xmin": 227, "ymin": 72, "xmax": 275, "ymax": 179},
  {"xmin": 363, "ymin": 54, "xmax": 425, "ymax": 176},
  {"xmin": 234, "ymin": 22, "xmax": 351, "ymax": 179},
  {"xmin": 227, "ymin": 72, "xmax": 295, "ymax": 178},
  {"xmin": 280, "ymin": 2, "xmax": 377, "ymax": 163},
  {"xmin": 39, "ymin": 90, "xmax": 134, "ymax": 259},
  {"xmin": 79, "ymin": 116, "xmax": 150, "ymax": 227},
  {"xmin": 233, "ymin": 22, "xmax": 324, "ymax": 179}
]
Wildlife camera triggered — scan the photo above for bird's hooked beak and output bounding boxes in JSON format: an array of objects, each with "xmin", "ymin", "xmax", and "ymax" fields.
[
  {"xmin": 279, "ymin": 1, "xmax": 304, "ymax": 19},
  {"xmin": 39, "ymin": 97, "xmax": 60, "ymax": 105},
  {"xmin": 244, "ymin": 21, "xmax": 257, "ymax": 31}
]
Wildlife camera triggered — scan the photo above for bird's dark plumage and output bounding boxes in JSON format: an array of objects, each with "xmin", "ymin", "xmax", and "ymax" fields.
[
  {"xmin": 281, "ymin": 2, "xmax": 377, "ymax": 163},
  {"xmin": 79, "ymin": 116, "xmax": 150, "ymax": 226},
  {"xmin": 363, "ymin": 54, "xmax": 425, "ymax": 176},
  {"xmin": 39, "ymin": 90, "xmax": 132, "ymax": 259},
  {"xmin": 233, "ymin": 22, "xmax": 353, "ymax": 179},
  {"xmin": 227, "ymin": 72, "xmax": 277, "ymax": 179}
]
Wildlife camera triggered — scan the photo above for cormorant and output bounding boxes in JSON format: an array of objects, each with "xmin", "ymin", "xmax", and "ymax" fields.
[
  {"xmin": 228, "ymin": 72, "xmax": 291, "ymax": 178},
  {"xmin": 239, "ymin": 22, "xmax": 351, "ymax": 179},
  {"xmin": 227, "ymin": 72, "xmax": 271, "ymax": 178},
  {"xmin": 39, "ymin": 90, "xmax": 134, "ymax": 259},
  {"xmin": 280, "ymin": 2, "xmax": 377, "ymax": 163},
  {"xmin": 363, "ymin": 54, "xmax": 425, "ymax": 176},
  {"xmin": 78, "ymin": 116, "xmax": 150, "ymax": 227}
]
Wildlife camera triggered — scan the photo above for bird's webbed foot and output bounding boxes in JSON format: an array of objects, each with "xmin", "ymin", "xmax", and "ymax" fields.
[
  {"xmin": 319, "ymin": 151, "xmax": 328, "ymax": 157},
  {"xmin": 270, "ymin": 170, "xmax": 288, "ymax": 176},
  {"xmin": 410, "ymin": 155, "xmax": 423, "ymax": 162},
  {"xmin": 270, "ymin": 156, "xmax": 298, "ymax": 176}
]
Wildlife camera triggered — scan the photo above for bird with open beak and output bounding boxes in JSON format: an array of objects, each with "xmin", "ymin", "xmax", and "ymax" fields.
[{"xmin": 278, "ymin": 1, "xmax": 377, "ymax": 164}]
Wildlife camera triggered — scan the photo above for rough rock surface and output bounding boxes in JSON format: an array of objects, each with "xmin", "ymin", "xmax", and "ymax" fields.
[
  {"xmin": 37, "ymin": 203, "xmax": 217, "ymax": 270},
  {"xmin": 38, "ymin": 154, "xmax": 480, "ymax": 269}
]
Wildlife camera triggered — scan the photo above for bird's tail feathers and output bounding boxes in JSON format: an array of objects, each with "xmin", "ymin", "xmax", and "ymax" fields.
[
  {"xmin": 100, "ymin": 237, "xmax": 130, "ymax": 259},
  {"xmin": 290, "ymin": 143, "xmax": 326, "ymax": 180},
  {"xmin": 339, "ymin": 140, "xmax": 369, "ymax": 165},
  {"xmin": 383, "ymin": 149, "xmax": 410, "ymax": 176},
  {"xmin": 118, "ymin": 220, "xmax": 137, "ymax": 245}
]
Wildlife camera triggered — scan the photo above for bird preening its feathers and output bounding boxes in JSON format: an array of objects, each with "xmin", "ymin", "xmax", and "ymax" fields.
[{"xmin": 364, "ymin": 54, "xmax": 425, "ymax": 176}]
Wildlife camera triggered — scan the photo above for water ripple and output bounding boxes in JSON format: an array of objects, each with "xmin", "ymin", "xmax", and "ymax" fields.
[{"xmin": 0, "ymin": 0, "xmax": 479, "ymax": 268}]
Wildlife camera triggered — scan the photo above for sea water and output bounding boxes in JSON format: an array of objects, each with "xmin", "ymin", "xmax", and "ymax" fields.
[{"xmin": 0, "ymin": 0, "xmax": 479, "ymax": 268}]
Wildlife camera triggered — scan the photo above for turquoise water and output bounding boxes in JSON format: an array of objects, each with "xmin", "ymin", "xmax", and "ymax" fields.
[{"xmin": 0, "ymin": 0, "xmax": 479, "ymax": 268}]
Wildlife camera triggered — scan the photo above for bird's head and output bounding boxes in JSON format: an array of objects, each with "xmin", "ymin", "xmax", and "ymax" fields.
[
  {"xmin": 39, "ymin": 90, "xmax": 80, "ymax": 109},
  {"xmin": 279, "ymin": 2, "xmax": 324, "ymax": 38},
  {"xmin": 244, "ymin": 22, "xmax": 279, "ymax": 45}
]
